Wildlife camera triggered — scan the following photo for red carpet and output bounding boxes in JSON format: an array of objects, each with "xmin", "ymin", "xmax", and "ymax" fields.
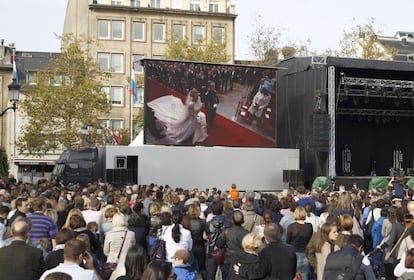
[{"xmin": 146, "ymin": 78, "xmax": 276, "ymax": 148}]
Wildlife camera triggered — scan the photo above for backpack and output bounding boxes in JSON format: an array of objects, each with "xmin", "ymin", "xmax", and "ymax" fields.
[
  {"xmin": 206, "ymin": 218, "xmax": 224, "ymax": 256},
  {"xmin": 324, "ymin": 250, "xmax": 364, "ymax": 280},
  {"xmin": 363, "ymin": 209, "xmax": 375, "ymax": 253}
]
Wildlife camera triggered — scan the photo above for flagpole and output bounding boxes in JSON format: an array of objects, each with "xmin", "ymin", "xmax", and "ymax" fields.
[{"xmin": 130, "ymin": 56, "xmax": 135, "ymax": 143}]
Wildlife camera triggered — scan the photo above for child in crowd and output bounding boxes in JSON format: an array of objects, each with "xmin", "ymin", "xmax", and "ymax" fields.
[{"xmin": 172, "ymin": 249, "xmax": 197, "ymax": 280}]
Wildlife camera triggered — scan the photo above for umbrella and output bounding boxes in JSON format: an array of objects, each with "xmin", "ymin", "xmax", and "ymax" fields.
[
  {"xmin": 311, "ymin": 176, "xmax": 332, "ymax": 191},
  {"xmin": 368, "ymin": 177, "xmax": 389, "ymax": 190}
]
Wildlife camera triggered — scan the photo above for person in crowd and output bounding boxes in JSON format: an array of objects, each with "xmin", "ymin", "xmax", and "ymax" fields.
[
  {"xmin": 205, "ymin": 199, "xmax": 226, "ymax": 280},
  {"xmin": 280, "ymin": 200, "xmax": 298, "ymax": 242},
  {"xmin": 82, "ymin": 198, "xmax": 102, "ymax": 238},
  {"xmin": 287, "ymin": 206, "xmax": 314, "ymax": 280},
  {"xmin": 76, "ymin": 233, "xmax": 102, "ymax": 275},
  {"xmin": 252, "ymin": 209, "xmax": 273, "ymax": 244},
  {"xmin": 63, "ymin": 208, "xmax": 84, "ymax": 229},
  {"xmin": 141, "ymin": 260, "xmax": 176, "ymax": 280},
  {"xmin": 27, "ymin": 196, "xmax": 58, "ymax": 254},
  {"xmin": 39, "ymin": 239, "xmax": 99, "ymax": 280},
  {"xmin": 187, "ymin": 204, "xmax": 207, "ymax": 279},
  {"xmin": 236, "ymin": 222, "xmax": 297, "ymax": 279},
  {"xmin": 104, "ymin": 213, "xmax": 136, "ymax": 280},
  {"xmin": 171, "ymin": 249, "xmax": 197, "ymax": 280},
  {"xmin": 101, "ymin": 207, "xmax": 117, "ymax": 243},
  {"xmin": 8, "ymin": 196, "xmax": 30, "ymax": 226},
  {"xmin": 269, "ymin": 199, "xmax": 283, "ymax": 223},
  {"xmin": 389, "ymin": 177, "xmax": 406, "ymax": 199},
  {"xmin": 394, "ymin": 247, "xmax": 414, "ymax": 279},
  {"xmin": 0, "ymin": 217, "xmax": 46, "ymax": 280},
  {"xmin": 379, "ymin": 207, "xmax": 409, "ymax": 280},
  {"xmin": 323, "ymin": 234, "xmax": 376, "ymax": 280},
  {"xmin": 339, "ymin": 214, "xmax": 354, "ymax": 242},
  {"xmin": 247, "ymin": 80, "xmax": 272, "ymax": 126},
  {"xmin": 241, "ymin": 192, "xmax": 262, "ymax": 232},
  {"xmin": 296, "ymin": 186, "xmax": 317, "ymax": 214},
  {"xmin": 333, "ymin": 192, "xmax": 355, "ymax": 217},
  {"xmin": 382, "ymin": 206, "xmax": 397, "ymax": 245},
  {"xmin": 56, "ymin": 197, "xmax": 69, "ymax": 230},
  {"xmin": 216, "ymin": 210, "xmax": 248, "ymax": 280},
  {"xmin": 229, "ymin": 184, "xmax": 239, "ymax": 201},
  {"xmin": 46, "ymin": 228, "xmax": 75, "ymax": 270},
  {"xmin": 0, "ymin": 205, "xmax": 10, "ymax": 247},
  {"xmin": 315, "ymin": 222, "xmax": 340, "ymax": 280},
  {"xmin": 304, "ymin": 202, "xmax": 321, "ymax": 232},
  {"xmin": 68, "ymin": 214, "xmax": 102, "ymax": 260},
  {"xmin": 44, "ymin": 272, "xmax": 72, "ymax": 280},
  {"xmin": 116, "ymin": 245, "xmax": 148, "ymax": 280},
  {"xmin": 163, "ymin": 211, "xmax": 193, "ymax": 262},
  {"xmin": 397, "ymin": 221, "xmax": 414, "ymax": 261},
  {"xmin": 142, "ymin": 190, "xmax": 155, "ymax": 217},
  {"xmin": 229, "ymin": 233, "xmax": 262, "ymax": 280},
  {"xmin": 127, "ymin": 212, "xmax": 149, "ymax": 250},
  {"xmin": 372, "ymin": 208, "xmax": 387, "ymax": 248}
]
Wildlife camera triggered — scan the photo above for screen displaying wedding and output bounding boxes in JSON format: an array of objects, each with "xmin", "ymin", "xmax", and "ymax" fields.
[{"xmin": 143, "ymin": 59, "xmax": 277, "ymax": 148}]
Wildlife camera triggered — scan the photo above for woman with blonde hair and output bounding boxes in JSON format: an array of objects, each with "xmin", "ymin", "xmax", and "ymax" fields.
[
  {"xmin": 62, "ymin": 208, "xmax": 83, "ymax": 229},
  {"xmin": 228, "ymin": 233, "xmax": 262, "ymax": 280},
  {"xmin": 287, "ymin": 206, "xmax": 313, "ymax": 280},
  {"xmin": 104, "ymin": 213, "xmax": 136, "ymax": 280},
  {"xmin": 315, "ymin": 222, "xmax": 340, "ymax": 280}
]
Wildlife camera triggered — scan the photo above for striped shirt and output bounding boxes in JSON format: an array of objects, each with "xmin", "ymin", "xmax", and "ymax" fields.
[{"xmin": 27, "ymin": 212, "xmax": 58, "ymax": 250}]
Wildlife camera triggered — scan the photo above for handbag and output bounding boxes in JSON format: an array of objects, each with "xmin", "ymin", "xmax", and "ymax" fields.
[
  {"xmin": 150, "ymin": 226, "xmax": 167, "ymax": 261},
  {"xmin": 101, "ymin": 230, "xmax": 128, "ymax": 280},
  {"xmin": 214, "ymin": 229, "xmax": 228, "ymax": 265}
]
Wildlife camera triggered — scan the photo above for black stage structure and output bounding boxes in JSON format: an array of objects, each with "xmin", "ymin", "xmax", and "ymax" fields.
[{"xmin": 276, "ymin": 56, "xmax": 414, "ymax": 189}]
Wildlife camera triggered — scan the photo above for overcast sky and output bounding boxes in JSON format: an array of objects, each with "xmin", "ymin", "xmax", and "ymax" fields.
[{"xmin": 1, "ymin": 0, "xmax": 414, "ymax": 60}]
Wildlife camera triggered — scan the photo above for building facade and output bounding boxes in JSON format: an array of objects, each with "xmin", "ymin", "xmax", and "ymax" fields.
[{"xmin": 63, "ymin": 0, "xmax": 236, "ymax": 137}]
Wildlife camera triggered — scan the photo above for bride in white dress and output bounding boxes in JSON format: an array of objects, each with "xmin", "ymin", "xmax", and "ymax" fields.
[{"xmin": 147, "ymin": 88, "xmax": 208, "ymax": 144}]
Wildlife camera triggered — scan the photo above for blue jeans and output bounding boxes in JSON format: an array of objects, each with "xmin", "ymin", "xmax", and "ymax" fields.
[{"xmin": 296, "ymin": 252, "xmax": 310, "ymax": 280}]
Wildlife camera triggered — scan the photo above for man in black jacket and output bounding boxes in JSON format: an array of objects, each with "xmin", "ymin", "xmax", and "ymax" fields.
[
  {"xmin": 216, "ymin": 210, "xmax": 248, "ymax": 280},
  {"xmin": 0, "ymin": 217, "xmax": 45, "ymax": 280},
  {"xmin": 236, "ymin": 222, "xmax": 297, "ymax": 280}
]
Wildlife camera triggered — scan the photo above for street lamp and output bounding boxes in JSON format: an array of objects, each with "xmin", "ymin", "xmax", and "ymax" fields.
[{"xmin": 0, "ymin": 78, "xmax": 20, "ymax": 117}]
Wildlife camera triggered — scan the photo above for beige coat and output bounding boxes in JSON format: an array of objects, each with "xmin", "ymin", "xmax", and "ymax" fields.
[
  {"xmin": 315, "ymin": 242, "xmax": 339, "ymax": 280},
  {"xmin": 103, "ymin": 227, "xmax": 135, "ymax": 280},
  {"xmin": 242, "ymin": 207, "xmax": 263, "ymax": 232}
]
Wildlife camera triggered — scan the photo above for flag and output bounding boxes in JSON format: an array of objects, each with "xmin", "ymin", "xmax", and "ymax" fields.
[
  {"xmin": 12, "ymin": 49, "xmax": 18, "ymax": 82},
  {"xmin": 130, "ymin": 59, "xmax": 137, "ymax": 102}
]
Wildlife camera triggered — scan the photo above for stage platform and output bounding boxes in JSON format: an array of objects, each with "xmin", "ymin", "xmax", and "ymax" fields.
[{"xmin": 334, "ymin": 176, "xmax": 413, "ymax": 190}]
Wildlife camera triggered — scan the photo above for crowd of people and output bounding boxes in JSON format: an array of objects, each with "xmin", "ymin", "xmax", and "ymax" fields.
[{"xmin": 1, "ymin": 176, "xmax": 414, "ymax": 280}]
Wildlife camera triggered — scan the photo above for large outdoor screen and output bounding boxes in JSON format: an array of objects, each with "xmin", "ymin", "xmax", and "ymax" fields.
[{"xmin": 143, "ymin": 59, "xmax": 277, "ymax": 148}]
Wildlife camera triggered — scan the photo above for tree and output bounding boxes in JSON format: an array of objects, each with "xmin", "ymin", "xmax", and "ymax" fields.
[
  {"xmin": 248, "ymin": 14, "xmax": 282, "ymax": 65},
  {"xmin": 163, "ymin": 31, "xmax": 229, "ymax": 63},
  {"xmin": 18, "ymin": 34, "xmax": 111, "ymax": 154},
  {"xmin": 338, "ymin": 18, "xmax": 397, "ymax": 59}
]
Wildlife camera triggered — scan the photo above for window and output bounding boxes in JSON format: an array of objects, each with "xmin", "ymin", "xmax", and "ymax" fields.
[
  {"xmin": 111, "ymin": 54, "xmax": 123, "ymax": 73},
  {"xmin": 153, "ymin": 23, "xmax": 166, "ymax": 42},
  {"xmin": 26, "ymin": 70, "xmax": 37, "ymax": 85},
  {"xmin": 151, "ymin": 0, "xmax": 160, "ymax": 8},
  {"xmin": 190, "ymin": 0, "xmax": 200, "ymax": 11},
  {"xmin": 209, "ymin": 2, "xmax": 219, "ymax": 13},
  {"xmin": 132, "ymin": 22, "xmax": 145, "ymax": 41},
  {"xmin": 173, "ymin": 24, "xmax": 185, "ymax": 42},
  {"xmin": 98, "ymin": 20, "xmax": 110, "ymax": 39},
  {"xmin": 111, "ymin": 119, "xmax": 123, "ymax": 129},
  {"xmin": 111, "ymin": 0, "xmax": 122, "ymax": 5},
  {"xmin": 98, "ymin": 20, "xmax": 124, "ymax": 40},
  {"xmin": 170, "ymin": 0, "xmax": 180, "ymax": 9},
  {"xmin": 131, "ymin": 0, "xmax": 140, "ymax": 7},
  {"xmin": 110, "ymin": 86, "xmax": 123, "ymax": 105},
  {"xmin": 112, "ymin": 21, "xmax": 124, "ymax": 40},
  {"xmin": 98, "ymin": 53, "xmax": 124, "ymax": 73},
  {"xmin": 192, "ymin": 25, "xmax": 205, "ymax": 44},
  {"xmin": 132, "ymin": 54, "xmax": 144, "ymax": 73},
  {"xmin": 152, "ymin": 55, "xmax": 163, "ymax": 60},
  {"xmin": 212, "ymin": 26, "xmax": 225, "ymax": 44}
]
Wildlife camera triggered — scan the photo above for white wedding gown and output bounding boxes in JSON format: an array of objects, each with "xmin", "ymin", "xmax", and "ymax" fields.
[{"xmin": 147, "ymin": 94, "xmax": 208, "ymax": 144}]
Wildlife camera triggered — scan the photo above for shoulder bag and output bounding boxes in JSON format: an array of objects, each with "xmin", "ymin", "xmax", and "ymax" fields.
[
  {"xmin": 214, "ymin": 229, "xmax": 228, "ymax": 265},
  {"xmin": 102, "ymin": 230, "xmax": 128, "ymax": 280}
]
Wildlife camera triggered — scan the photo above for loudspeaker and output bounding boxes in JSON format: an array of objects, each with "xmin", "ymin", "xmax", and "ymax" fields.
[
  {"xmin": 311, "ymin": 113, "xmax": 330, "ymax": 151},
  {"xmin": 283, "ymin": 170, "xmax": 304, "ymax": 189}
]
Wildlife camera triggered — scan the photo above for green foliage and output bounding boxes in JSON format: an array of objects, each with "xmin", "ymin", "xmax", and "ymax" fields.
[
  {"xmin": 248, "ymin": 14, "xmax": 281, "ymax": 65},
  {"xmin": 337, "ymin": 18, "xmax": 397, "ymax": 59},
  {"xmin": 0, "ymin": 147, "xmax": 9, "ymax": 178},
  {"xmin": 163, "ymin": 30, "xmax": 229, "ymax": 63},
  {"xmin": 18, "ymin": 34, "xmax": 112, "ymax": 154}
]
